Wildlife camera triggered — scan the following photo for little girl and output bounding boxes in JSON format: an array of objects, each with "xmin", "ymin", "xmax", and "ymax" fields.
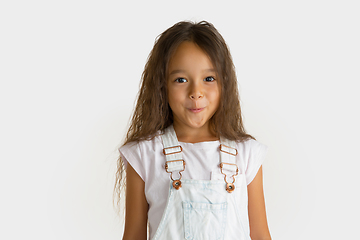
[{"xmin": 115, "ymin": 21, "xmax": 271, "ymax": 240}]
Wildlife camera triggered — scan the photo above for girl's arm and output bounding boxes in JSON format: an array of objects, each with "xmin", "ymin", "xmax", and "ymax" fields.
[
  {"xmin": 247, "ymin": 166, "xmax": 272, "ymax": 240},
  {"xmin": 122, "ymin": 164, "xmax": 148, "ymax": 240}
]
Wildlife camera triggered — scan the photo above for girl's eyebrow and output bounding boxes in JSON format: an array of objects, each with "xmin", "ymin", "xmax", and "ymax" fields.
[{"xmin": 169, "ymin": 69, "xmax": 216, "ymax": 75}]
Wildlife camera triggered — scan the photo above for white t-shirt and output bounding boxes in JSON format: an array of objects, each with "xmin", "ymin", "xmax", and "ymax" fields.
[{"xmin": 119, "ymin": 134, "xmax": 268, "ymax": 237}]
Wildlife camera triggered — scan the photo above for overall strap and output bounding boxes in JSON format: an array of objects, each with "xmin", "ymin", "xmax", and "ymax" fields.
[
  {"xmin": 161, "ymin": 125, "xmax": 185, "ymax": 190},
  {"xmin": 161, "ymin": 125, "xmax": 239, "ymax": 193},
  {"xmin": 219, "ymin": 137, "xmax": 239, "ymax": 193}
]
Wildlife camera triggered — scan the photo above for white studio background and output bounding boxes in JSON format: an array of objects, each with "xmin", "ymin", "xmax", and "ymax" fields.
[{"xmin": 0, "ymin": 0, "xmax": 359, "ymax": 239}]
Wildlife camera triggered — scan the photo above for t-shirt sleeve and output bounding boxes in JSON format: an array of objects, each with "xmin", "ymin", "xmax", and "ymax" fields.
[
  {"xmin": 245, "ymin": 139, "xmax": 268, "ymax": 185},
  {"xmin": 119, "ymin": 141, "xmax": 146, "ymax": 181}
]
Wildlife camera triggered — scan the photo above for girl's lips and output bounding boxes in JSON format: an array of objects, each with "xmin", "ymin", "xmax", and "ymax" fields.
[{"xmin": 189, "ymin": 108, "xmax": 204, "ymax": 113}]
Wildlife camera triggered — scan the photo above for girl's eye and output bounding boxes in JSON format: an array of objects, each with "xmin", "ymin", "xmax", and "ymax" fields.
[
  {"xmin": 175, "ymin": 78, "xmax": 187, "ymax": 83},
  {"xmin": 204, "ymin": 76, "xmax": 215, "ymax": 82}
]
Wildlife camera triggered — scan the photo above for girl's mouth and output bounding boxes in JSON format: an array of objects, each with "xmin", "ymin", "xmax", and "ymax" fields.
[{"xmin": 189, "ymin": 108, "xmax": 204, "ymax": 113}]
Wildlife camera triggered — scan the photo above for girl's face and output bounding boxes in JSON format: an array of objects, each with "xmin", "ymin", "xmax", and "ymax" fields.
[{"xmin": 167, "ymin": 41, "xmax": 220, "ymax": 135}]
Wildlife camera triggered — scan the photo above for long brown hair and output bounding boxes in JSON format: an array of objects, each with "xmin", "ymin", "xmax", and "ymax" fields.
[{"xmin": 114, "ymin": 20, "xmax": 254, "ymax": 209}]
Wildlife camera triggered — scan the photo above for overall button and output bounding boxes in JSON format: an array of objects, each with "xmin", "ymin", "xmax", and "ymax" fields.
[
  {"xmin": 172, "ymin": 180, "xmax": 182, "ymax": 190},
  {"xmin": 226, "ymin": 183, "xmax": 235, "ymax": 193}
]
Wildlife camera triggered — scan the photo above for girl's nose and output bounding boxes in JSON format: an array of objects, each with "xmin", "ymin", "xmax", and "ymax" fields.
[{"xmin": 189, "ymin": 82, "xmax": 204, "ymax": 99}]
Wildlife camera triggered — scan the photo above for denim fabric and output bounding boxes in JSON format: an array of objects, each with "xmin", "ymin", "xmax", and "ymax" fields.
[
  {"xmin": 183, "ymin": 201, "xmax": 227, "ymax": 240},
  {"xmin": 152, "ymin": 176, "xmax": 250, "ymax": 240}
]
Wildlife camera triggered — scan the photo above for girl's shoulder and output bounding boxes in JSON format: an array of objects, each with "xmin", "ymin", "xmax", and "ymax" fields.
[
  {"xmin": 119, "ymin": 133, "xmax": 164, "ymax": 182},
  {"xmin": 235, "ymin": 138, "xmax": 268, "ymax": 154},
  {"xmin": 235, "ymin": 138, "xmax": 268, "ymax": 185},
  {"xmin": 120, "ymin": 133, "xmax": 163, "ymax": 152}
]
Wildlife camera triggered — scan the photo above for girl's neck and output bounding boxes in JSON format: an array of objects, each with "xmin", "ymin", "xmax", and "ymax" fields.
[{"xmin": 173, "ymin": 122, "xmax": 218, "ymax": 143}]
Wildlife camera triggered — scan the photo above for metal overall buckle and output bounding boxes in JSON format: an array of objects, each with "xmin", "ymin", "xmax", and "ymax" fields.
[
  {"xmin": 219, "ymin": 144, "xmax": 238, "ymax": 193},
  {"xmin": 220, "ymin": 163, "xmax": 238, "ymax": 193},
  {"xmin": 164, "ymin": 145, "xmax": 185, "ymax": 190},
  {"xmin": 165, "ymin": 160, "xmax": 185, "ymax": 190}
]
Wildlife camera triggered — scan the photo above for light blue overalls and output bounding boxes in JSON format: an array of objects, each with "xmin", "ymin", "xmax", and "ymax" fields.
[{"xmin": 152, "ymin": 125, "xmax": 251, "ymax": 240}]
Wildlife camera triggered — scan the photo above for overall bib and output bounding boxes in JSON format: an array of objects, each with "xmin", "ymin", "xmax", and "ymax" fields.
[{"xmin": 152, "ymin": 125, "xmax": 251, "ymax": 240}]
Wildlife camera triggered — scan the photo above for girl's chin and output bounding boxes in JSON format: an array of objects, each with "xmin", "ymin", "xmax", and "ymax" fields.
[
  {"xmin": 173, "ymin": 115, "xmax": 214, "ymax": 130},
  {"xmin": 183, "ymin": 121, "xmax": 210, "ymax": 130}
]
